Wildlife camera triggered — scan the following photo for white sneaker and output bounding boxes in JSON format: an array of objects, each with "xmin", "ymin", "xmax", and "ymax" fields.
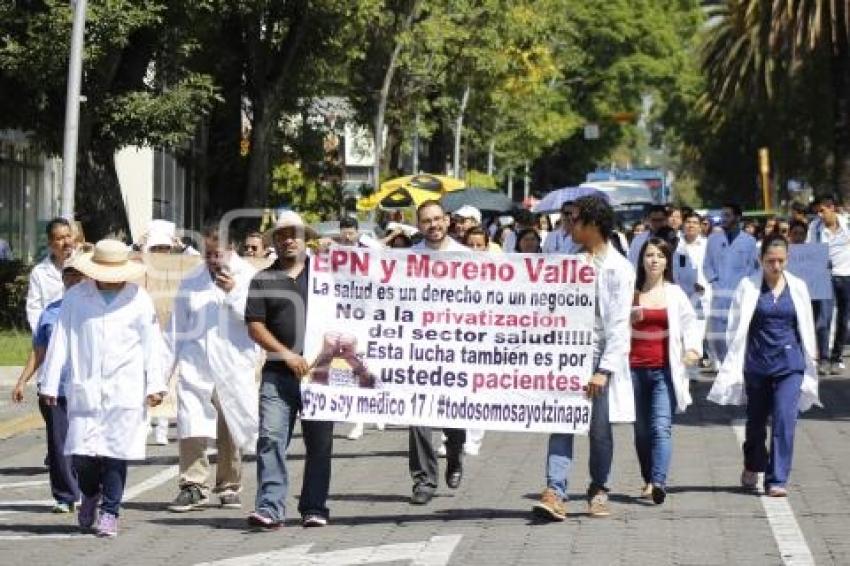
[
  {"xmin": 376, "ymin": 422, "xmax": 385, "ymax": 431},
  {"xmin": 347, "ymin": 423, "xmax": 364, "ymax": 440},
  {"xmin": 154, "ymin": 419, "xmax": 169, "ymax": 445},
  {"xmin": 464, "ymin": 442, "xmax": 480, "ymax": 456}
]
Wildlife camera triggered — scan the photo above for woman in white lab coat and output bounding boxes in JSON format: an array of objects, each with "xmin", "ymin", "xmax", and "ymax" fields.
[
  {"xmin": 708, "ymin": 234, "xmax": 819, "ymax": 496},
  {"xmin": 629, "ymin": 237, "xmax": 701, "ymax": 505},
  {"xmin": 40, "ymin": 240, "xmax": 167, "ymax": 538}
]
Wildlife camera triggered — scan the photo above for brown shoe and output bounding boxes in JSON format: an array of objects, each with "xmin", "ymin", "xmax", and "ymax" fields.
[
  {"xmin": 532, "ymin": 488, "xmax": 566, "ymax": 521},
  {"xmin": 588, "ymin": 490, "xmax": 611, "ymax": 517}
]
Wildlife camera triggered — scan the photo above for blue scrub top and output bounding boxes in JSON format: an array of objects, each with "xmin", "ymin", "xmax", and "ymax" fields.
[
  {"xmin": 33, "ymin": 299, "xmax": 69, "ymax": 397},
  {"xmin": 745, "ymin": 281, "xmax": 805, "ymax": 376}
]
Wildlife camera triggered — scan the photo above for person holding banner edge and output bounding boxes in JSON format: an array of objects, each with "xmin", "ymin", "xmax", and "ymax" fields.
[
  {"xmin": 245, "ymin": 211, "xmax": 335, "ymax": 529},
  {"xmin": 408, "ymin": 200, "xmax": 469, "ymax": 505},
  {"xmin": 533, "ymin": 196, "xmax": 636, "ymax": 521}
]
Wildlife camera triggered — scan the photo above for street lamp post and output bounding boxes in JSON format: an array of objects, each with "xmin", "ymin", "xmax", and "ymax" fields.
[{"xmin": 60, "ymin": 0, "xmax": 88, "ymax": 220}]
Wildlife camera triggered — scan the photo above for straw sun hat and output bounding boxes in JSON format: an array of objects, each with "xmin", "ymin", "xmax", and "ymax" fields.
[{"xmin": 72, "ymin": 239, "xmax": 147, "ymax": 283}]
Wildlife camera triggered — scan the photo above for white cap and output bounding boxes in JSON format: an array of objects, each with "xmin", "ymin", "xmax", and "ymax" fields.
[
  {"xmin": 453, "ymin": 205, "xmax": 482, "ymax": 224},
  {"xmin": 144, "ymin": 219, "xmax": 176, "ymax": 251}
]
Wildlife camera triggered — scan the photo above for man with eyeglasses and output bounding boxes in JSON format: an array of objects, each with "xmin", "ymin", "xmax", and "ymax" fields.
[
  {"xmin": 542, "ymin": 202, "xmax": 580, "ymax": 254},
  {"xmin": 242, "ymin": 232, "xmax": 266, "ymax": 258}
]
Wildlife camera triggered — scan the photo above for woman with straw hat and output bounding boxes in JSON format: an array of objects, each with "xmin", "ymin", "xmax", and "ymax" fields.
[{"xmin": 40, "ymin": 239, "xmax": 168, "ymax": 538}]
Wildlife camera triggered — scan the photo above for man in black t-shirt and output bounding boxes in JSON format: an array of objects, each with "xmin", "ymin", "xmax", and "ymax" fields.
[{"xmin": 244, "ymin": 211, "xmax": 334, "ymax": 529}]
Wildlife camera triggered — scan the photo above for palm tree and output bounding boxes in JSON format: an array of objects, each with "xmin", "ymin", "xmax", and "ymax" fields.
[{"xmin": 701, "ymin": 0, "xmax": 850, "ymax": 199}]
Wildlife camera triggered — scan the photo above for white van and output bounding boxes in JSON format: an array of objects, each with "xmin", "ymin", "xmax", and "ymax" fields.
[{"xmin": 579, "ymin": 181, "xmax": 654, "ymax": 229}]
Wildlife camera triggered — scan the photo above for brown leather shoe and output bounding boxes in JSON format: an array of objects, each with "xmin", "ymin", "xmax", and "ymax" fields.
[{"xmin": 532, "ymin": 488, "xmax": 566, "ymax": 521}]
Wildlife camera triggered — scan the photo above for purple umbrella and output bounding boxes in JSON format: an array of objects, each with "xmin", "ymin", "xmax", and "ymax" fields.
[{"xmin": 532, "ymin": 186, "xmax": 610, "ymax": 213}]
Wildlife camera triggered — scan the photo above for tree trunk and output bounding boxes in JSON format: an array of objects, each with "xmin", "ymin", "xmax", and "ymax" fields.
[
  {"xmin": 245, "ymin": 93, "xmax": 274, "ymax": 209},
  {"xmin": 453, "ymin": 83, "xmax": 471, "ymax": 178},
  {"xmin": 75, "ymin": 147, "xmax": 130, "ymax": 241},
  {"xmin": 832, "ymin": 2, "xmax": 850, "ymax": 203}
]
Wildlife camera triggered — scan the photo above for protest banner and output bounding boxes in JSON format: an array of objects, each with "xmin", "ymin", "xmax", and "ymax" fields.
[
  {"xmin": 787, "ymin": 243, "xmax": 832, "ymax": 300},
  {"xmin": 301, "ymin": 247, "xmax": 596, "ymax": 434}
]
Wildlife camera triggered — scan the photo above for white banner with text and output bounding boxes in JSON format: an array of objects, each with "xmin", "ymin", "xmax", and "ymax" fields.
[{"xmin": 300, "ymin": 247, "xmax": 596, "ymax": 434}]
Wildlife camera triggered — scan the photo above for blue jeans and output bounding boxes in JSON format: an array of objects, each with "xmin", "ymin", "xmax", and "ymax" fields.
[
  {"xmin": 72, "ymin": 456, "xmax": 127, "ymax": 516},
  {"xmin": 744, "ymin": 371, "xmax": 803, "ymax": 489},
  {"xmin": 254, "ymin": 368, "xmax": 334, "ymax": 522},
  {"xmin": 631, "ymin": 367, "xmax": 676, "ymax": 487},
  {"xmin": 545, "ymin": 384, "xmax": 612, "ymax": 500}
]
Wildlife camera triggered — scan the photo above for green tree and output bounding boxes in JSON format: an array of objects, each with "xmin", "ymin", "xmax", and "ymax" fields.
[
  {"xmin": 0, "ymin": 1, "xmax": 218, "ymax": 239},
  {"xmin": 700, "ymin": 0, "xmax": 850, "ymax": 202}
]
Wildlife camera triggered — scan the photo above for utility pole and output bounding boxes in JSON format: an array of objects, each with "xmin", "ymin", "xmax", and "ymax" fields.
[
  {"xmin": 60, "ymin": 0, "xmax": 88, "ymax": 220},
  {"xmin": 758, "ymin": 147, "xmax": 771, "ymax": 209}
]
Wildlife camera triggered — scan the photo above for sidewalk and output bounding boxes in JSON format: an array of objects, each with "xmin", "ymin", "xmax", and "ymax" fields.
[{"xmin": 0, "ymin": 366, "xmax": 41, "ymax": 440}]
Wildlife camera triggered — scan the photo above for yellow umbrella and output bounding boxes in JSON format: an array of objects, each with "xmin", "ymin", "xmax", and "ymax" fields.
[{"xmin": 357, "ymin": 174, "xmax": 465, "ymax": 211}]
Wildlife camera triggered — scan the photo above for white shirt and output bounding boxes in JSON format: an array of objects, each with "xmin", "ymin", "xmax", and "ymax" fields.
[
  {"xmin": 502, "ymin": 230, "xmax": 517, "ymax": 253},
  {"xmin": 26, "ymin": 255, "xmax": 64, "ymax": 331},
  {"xmin": 807, "ymin": 216, "xmax": 850, "ymax": 276},
  {"xmin": 412, "ymin": 236, "xmax": 468, "ymax": 252},
  {"xmin": 542, "ymin": 230, "xmax": 578, "ymax": 254}
]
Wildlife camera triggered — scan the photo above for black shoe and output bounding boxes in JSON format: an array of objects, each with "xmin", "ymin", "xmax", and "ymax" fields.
[
  {"xmin": 651, "ymin": 484, "xmax": 667, "ymax": 505},
  {"xmin": 410, "ymin": 485, "xmax": 434, "ymax": 505},
  {"xmin": 445, "ymin": 462, "xmax": 463, "ymax": 489}
]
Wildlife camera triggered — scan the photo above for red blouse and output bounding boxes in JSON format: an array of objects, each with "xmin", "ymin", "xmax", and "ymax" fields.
[{"xmin": 629, "ymin": 307, "xmax": 669, "ymax": 368}]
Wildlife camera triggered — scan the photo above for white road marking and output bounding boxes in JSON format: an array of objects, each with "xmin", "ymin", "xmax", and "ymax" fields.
[
  {"xmin": 731, "ymin": 419, "xmax": 815, "ymax": 566},
  {"xmin": 123, "ymin": 465, "xmax": 178, "ymax": 502},
  {"xmin": 195, "ymin": 535, "xmax": 463, "ymax": 566},
  {"xmin": 0, "ymin": 480, "xmax": 48, "ymax": 490},
  {"xmin": 0, "ymin": 464, "xmax": 178, "ymax": 540}
]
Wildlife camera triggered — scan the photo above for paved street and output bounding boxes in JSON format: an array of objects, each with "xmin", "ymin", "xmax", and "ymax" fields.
[{"xmin": 0, "ymin": 376, "xmax": 848, "ymax": 566}]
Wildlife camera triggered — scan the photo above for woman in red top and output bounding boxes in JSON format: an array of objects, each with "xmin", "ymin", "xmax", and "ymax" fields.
[{"xmin": 631, "ymin": 237, "xmax": 701, "ymax": 505}]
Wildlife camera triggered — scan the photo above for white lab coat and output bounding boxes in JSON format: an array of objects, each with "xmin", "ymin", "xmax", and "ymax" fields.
[
  {"xmin": 40, "ymin": 281, "xmax": 167, "ymax": 461},
  {"xmin": 595, "ymin": 243, "xmax": 637, "ymax": 422},
  {"xmin": 166, "ymin": 254, "xmax": 260, "ymax": 451},
  {"xmin": 652, "ymin": 283, "xmax": 702, "ymax": 412},
  {"xmin": 678, "ymin": 236, "xmax": 710, "ymax": 318},
  {"xmin": 703, "ymin": 231, "xmax": 759, "ymax": 360},
  {"xmin": 25, "ymin": 255, "xmax": 64, "ymax": 331},
  {"xmin": 708, "ymin": 272, "xmax": 820, "ymax": 412}
]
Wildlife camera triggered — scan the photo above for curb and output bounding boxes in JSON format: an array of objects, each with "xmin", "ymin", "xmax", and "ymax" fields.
[{"xmin": 0, "ymin": 411, "xmax": 42, "ymax": 440}]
